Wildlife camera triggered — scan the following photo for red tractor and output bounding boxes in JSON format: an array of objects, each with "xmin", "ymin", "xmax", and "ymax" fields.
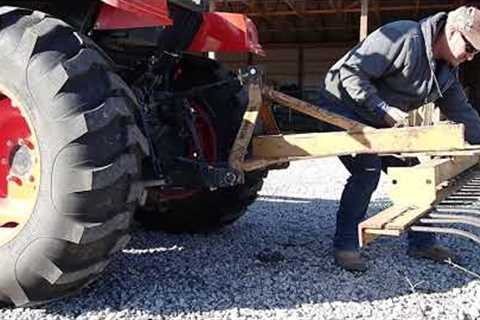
[{"xmin": 0, "ymin": 0, "xmax": 267, "ymax": 306}]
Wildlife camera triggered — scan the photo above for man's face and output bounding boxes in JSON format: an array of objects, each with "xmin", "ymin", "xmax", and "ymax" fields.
[{"xmin": 447, "ymin": 30, "xmax": 479, "ymax": 66}]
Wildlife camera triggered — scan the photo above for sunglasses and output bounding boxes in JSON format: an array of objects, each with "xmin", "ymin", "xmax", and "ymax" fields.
[{"xmin": 461, "ymin": 34, "xmax": 480, "ymax": 55}]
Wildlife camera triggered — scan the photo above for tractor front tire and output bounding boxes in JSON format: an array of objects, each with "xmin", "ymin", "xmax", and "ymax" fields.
[{"xmin": 0, "ymin": 8, "xmax": 146, "ymax": 306}]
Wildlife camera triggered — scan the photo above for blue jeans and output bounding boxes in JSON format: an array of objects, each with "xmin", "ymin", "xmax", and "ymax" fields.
[{"xmin": 314, "ymin": 93, "xmax": 436, "ymax": 251}]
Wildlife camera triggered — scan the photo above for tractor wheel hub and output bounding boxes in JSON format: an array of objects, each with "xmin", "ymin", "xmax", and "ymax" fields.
[{"xmin": 10, "ymin": 145, "xmax": 32, "ymax": 177}]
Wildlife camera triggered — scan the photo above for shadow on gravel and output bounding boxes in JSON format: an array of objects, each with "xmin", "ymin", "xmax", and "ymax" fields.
[{"xmin": 42, "ymin": 195, "xmax": 480, "ymax": 317}]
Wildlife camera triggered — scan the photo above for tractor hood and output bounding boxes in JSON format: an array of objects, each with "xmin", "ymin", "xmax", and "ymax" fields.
[{"xmin": 96, "ymin": 0, "xmax": 264, "ymax": 56}]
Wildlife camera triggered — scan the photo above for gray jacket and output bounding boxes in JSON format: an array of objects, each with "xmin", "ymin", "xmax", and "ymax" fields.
[{"xmin": 324, "ymin": 12, "xmax": 480, "ymax": 144}]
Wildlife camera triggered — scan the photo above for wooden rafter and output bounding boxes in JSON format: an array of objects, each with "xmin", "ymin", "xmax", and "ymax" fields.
[
  {"xmin": 214, "ymin": 0, "xmax": 461, "ymax": 44},
  {"xmin": 231, "ymin": 3, "xmax": 456, "ymax": 17},
  {"xmin": 282, "ymin": 0, "xmax": 301, "ymax": 17}
]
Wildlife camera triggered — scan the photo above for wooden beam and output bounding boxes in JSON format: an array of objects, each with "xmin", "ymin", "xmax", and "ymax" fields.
[
  {"xmin": 358, "ymin": 205, "xmax": 430, "ymax": 247},
  {"xmin": 282, "ymin": 0, "xmax": 301, "ymax": 17},
  {"xmin": 251, "ymin": 124, "xmax": 467, "ymax": 161},
  {"xmin": 238, "ymin": 4, "xmax": 456, "ymax": 17}
]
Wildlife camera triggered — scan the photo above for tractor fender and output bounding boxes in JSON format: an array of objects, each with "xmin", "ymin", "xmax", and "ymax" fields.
[
  {"xmin": 187, "ymin": 12, "xmax": 265, "ymax": 56},
  {"xmin": 96, "ymin": 0, "xmax": 172, "ymax": 30}
]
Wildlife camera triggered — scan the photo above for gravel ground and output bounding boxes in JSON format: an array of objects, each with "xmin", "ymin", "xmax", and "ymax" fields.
[{"xmin": 2, "ymin": 158, "xmax": 480, "ymax": 320}]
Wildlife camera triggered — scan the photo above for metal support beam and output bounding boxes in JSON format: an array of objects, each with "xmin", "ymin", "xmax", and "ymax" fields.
[
  {"xmin": 251, "ymin": 124, "xmax": 467, "ymax": 160},
  {"xmin": 388, "ymin": 156, "xmax": 480, "ymax": 207},
  {"xmin": 229, "ymin": 83, "xmax": 263, "ymax": 174},
  {"xmin": 263, "ymin": 87, "xmax": 372, "ymax": 132}
]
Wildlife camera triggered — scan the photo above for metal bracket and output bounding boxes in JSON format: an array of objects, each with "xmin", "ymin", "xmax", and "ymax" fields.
[{"xmin": 198, "ymin": 164, "xmax": 243, "ymax": 189}]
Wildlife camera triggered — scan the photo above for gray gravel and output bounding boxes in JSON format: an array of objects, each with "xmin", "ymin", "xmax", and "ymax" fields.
[{"xmin": 2, "ymin": 158, "xmax": 480, "ymax": 320}]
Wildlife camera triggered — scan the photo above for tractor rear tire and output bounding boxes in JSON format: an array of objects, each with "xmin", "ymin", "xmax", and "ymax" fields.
[
  {"xmin": 0, "ymin": 8, "xmax": 146, "ymax": 306},
  {"xmin": 136, "ymin": 55, "xmax": 267, "ymax": 233},
  {"xmin": 140, "ymin": 169, "xmax": 266, "ymax": 232}
]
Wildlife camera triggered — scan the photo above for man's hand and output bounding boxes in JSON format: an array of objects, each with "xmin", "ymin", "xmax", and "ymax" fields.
[{"xmin": 383, "ymin": 108, "xmax": 409, "ymax": 127}]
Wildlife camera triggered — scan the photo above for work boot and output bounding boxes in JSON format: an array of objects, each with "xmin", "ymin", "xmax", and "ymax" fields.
[
  {"xmin": 334, "ymin": 250, "xmax": 367, "ymax": 272},
  {"xmin": 407, "ymin": 244, "xmax": 460, "ymax": 264}
]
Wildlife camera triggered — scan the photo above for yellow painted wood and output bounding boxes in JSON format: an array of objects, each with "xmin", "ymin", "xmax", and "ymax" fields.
[
  {"xmin": 252, "ymin": 124, "xmax": 466, "ymax": 160},
  {"xmin": 384, "ymin": 206, "xmax": 432, "ymax": 231},
  {"xmin": 388, "ymin": 166, "xmax": 437, "ymax": 206},
  {"xmin": 229, "ymin": 83, "xmax": 263, "ymax": 172},
  {"xmin": 388, "ymin": 156, "xmax": 479, "ymax": 206},
  {"xmin": 363, "ymin": 229, "xmax": 402, "ymax": 236},
  {"xmin": 360, "ymin": 205, "xmax": 412, "ymax": 229},
  {"xmin": 359, "ymin": 205, "xmax": 430, "ymax": 247},
  {"xmin": 360, "ymin": 156, "xmax": 480, "ymax": 247}
]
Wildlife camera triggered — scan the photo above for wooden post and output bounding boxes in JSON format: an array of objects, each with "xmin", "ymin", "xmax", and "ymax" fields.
[
  {"xmin": 298, "ymin": 46, "xmax": 304, "ymax": 98},
  {"xmin": 360, "ymin": 0, "xmax": 369, "ymax": 41}
]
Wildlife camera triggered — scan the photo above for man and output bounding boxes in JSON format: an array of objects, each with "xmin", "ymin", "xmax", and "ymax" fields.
[{"xmin": 321, "ymin": 6, "xmax": 480, "ymax": 271}]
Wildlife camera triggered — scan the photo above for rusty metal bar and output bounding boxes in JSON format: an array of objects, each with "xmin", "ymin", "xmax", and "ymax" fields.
[
  {"xmin": 262, "ymin": 86, "xmax": 372, "ymax": 132},
  {"xmin": 229, "ymin": 82, "xmax": 263, "ymax": 174}
]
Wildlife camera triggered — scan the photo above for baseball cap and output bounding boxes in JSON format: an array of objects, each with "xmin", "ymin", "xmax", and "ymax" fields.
[{"xmin": 449, "ymin": 6, "xmax": 480, "ymax": 51}]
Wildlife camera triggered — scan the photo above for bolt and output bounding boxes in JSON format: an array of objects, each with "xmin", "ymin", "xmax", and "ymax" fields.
[
  {"xmin": 224, "ymin": 172, "xmax": 238, "ymax": 186},
  {"xmin": 19, "ymin": 139, "xmax": 35, "ymax": 150},
  {"xmin": 10, "ymin": 145, "xmax": 32, "ymax": 176},
  {"xmin": 8, "ymin": 176, "xmax": 22, "ymax": 186}
]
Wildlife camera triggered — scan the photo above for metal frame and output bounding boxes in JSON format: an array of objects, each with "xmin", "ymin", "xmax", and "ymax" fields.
[
  {"xmin": 359, "ymin": 156, "xmax": 480, "ymax": 247},
  {"xmin": 229, "ymin": 81, "xmax": 480, "ymax": 172},
  {"xmin": 228, "ymin": 80, "xmax": 480, "ymax": 248}
]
